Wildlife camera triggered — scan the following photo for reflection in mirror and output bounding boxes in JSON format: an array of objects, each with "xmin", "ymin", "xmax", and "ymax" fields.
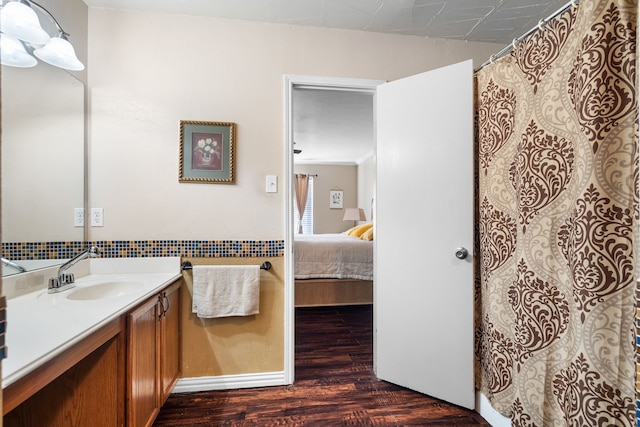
[{"xmin": 1, "ymin": 64, "xmax": 85, "ymax": 276}]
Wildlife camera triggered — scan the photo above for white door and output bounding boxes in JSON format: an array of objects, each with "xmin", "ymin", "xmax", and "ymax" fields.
[{"xmin": 375, "ymin": 60, "xmax": 475, "ymax": 409}]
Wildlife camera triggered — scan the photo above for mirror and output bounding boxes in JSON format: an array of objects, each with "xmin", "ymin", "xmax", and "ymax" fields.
[{"xmin": 1, "ymin": 64, "xmax": 85, "ymax": 276}]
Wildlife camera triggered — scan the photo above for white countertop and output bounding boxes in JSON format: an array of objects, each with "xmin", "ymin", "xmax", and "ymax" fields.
[{"xmin": 3, "ymin": 257, "xmax": 181, "ymax": 388}]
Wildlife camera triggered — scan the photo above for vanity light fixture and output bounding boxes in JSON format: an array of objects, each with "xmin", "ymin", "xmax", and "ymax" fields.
[
  {"xmin": 0, "ymin": 33, "xmax": 37, "ymax": 67},
  {"xmin": 0, "ymin": 0, "xmax": 84, "ymax": 70}
]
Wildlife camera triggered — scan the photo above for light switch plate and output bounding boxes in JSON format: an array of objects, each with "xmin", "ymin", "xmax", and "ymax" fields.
[{"xmin": 266, "ymin": 175, "xmax": 277, "ymax": 193}]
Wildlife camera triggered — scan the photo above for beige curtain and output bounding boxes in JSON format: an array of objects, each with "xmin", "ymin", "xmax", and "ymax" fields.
[
  {"xmin": 475, "ymin": 0, "xmax": 638, "ymax": 425},
  {"xmin": 294, "ymin": 174, "xmax": 310, "ymax": 234}
]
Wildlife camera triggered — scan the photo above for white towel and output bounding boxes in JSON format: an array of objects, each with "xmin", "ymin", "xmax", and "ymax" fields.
[{"xmin": 192, "ymin": 265, "xmax": 260, "ymax": 318}]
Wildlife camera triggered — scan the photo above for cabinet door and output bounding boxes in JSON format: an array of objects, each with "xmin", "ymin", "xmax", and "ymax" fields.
[
  {"xmin": 4, "ymin": 333, "xmax": 124, "ymax": 427},
  {"xmin": 127, "ymin": 296, "xmax": 160, "ymax": 427},
  {"xmin": 160, "ymin": 281, "xmax": 181, "ymax": 401}
]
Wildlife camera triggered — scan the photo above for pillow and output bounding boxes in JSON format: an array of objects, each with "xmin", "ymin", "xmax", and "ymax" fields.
[
  {"xmin": 345, "ymin": 222, "xmax": 373, "ymax": 237},
  {"xmin": 360, "ymin": 227, "xmax": 374, "ymax": 241}
]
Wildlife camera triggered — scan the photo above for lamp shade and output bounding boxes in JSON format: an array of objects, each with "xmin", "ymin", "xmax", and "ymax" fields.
[
  {"xmin": 343, "ymin": 208, "xmax": 367, "ymax": 222},
  {"xmin": 0, "ymin": 1, "xmax": 50, "ymax": 45},
  {"xmin": 0, "ymin": 34, "xmax": 37, "ymax": 67},
  {"xmin": 34, "ymin": 36, "xmax": 85, "ymax": 71}
]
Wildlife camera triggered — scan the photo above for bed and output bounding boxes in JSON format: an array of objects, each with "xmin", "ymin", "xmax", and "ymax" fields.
[{"xmin": 294, "ymin": 227, "xmax": 373, "ymax": 307}]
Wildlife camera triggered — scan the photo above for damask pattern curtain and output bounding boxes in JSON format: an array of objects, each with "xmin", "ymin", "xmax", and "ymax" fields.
[{"xmin": 475, "ymin": 0, "xmax": 637, "ymax": 425}]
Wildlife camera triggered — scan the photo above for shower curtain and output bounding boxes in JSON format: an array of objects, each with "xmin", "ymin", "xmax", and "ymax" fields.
[{"xmin": 475, "ymin": 0, "xmax": 638, "ymax": 425}]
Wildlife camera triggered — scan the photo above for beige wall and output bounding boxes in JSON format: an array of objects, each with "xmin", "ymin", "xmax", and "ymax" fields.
[
  {"xmin": 3, "ymin": 66, "xmax": 84, "ymax": 242},
  {"xmin": 295, "ymin": 164, "xmax": 358, "ymax": 233},
  {"xmin": 87, "ymin": 8, "xmax": 499, "ymax": 241},
  {"xmin": 180, "ymin": 257, "xmax": 284, "ymax": 376}
]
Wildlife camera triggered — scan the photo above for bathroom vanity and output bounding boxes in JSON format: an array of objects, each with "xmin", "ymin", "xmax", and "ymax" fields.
[{"xmin": 3, "ymin": 257, "xmax": 182, "ymax": 427}]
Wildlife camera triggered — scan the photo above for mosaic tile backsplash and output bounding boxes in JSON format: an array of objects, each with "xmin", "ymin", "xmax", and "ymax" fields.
[{"xmin": 2, "ymin": 240, "xmax": 285, "ymax": 260}]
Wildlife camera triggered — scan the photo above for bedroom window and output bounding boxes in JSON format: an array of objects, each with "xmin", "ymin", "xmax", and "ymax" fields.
[{"xmin": 294, "ymin": 176, "xmax": 314, "ymax": 234}]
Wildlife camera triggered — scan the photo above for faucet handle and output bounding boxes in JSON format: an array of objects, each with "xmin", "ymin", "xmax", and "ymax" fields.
[
  {"xmin": 48, "ymin": 277, "xmax": 60, "ymax": 289},
  {"xmin": 60, "ymin": 273, "xmax": 74, "ymax": 285},
  {"xmin": 89, "ymin": 246, "xmax": 101, "ymax": 257}
]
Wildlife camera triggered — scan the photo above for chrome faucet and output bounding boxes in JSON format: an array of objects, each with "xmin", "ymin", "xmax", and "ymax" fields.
[
  {"xmin": 48, "ymin": 246, "xmax": 101, "ymax": 293},
  {"xmin": 1, "ymin": 257, "xmax": 27, "ymax": 273}
]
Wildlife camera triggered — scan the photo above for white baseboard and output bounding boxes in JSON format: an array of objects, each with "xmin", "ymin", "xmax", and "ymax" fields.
[
  {"xmin": 172, "ymin": 371, "xmax": 287, "ymax": 393},
  {"xmin": 476, "ymin": 391, "xmax": 510, "ymax": 427}
]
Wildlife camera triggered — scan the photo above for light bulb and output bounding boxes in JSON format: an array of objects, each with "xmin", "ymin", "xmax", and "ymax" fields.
[
  {"xmin": 0, "ymin": 33, "xmax": 37, "ymax": 67},
  {"xmin": 34, "ymin": 35, "xmax": 84, "ymax": 71},
  {"xmin": 0, "ymin": 1, "xmax": 50, "ymax": 45}
]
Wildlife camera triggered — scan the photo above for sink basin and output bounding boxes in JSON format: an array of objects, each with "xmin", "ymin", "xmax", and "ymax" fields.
[{"xmin": 66, "ymin": 281, "xmax": 147, "ymax": 301}]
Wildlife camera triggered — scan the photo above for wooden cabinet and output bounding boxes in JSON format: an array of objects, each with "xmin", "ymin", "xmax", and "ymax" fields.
[
  {"xmin": 4, "ymin": 279, "xmax": 181, "ymax": 427},
  {"xmin": 4, "ymin": 319, "xmax": 125, "ymax": 427},
  {"xmin": 127, "ymin": 281, "xmax": 181, "ymax": 427}
]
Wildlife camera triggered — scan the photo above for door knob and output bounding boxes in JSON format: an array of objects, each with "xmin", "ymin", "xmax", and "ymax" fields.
[{"xmin": 455, "ymin": 247, "xmax": 468, "ymax": 259}]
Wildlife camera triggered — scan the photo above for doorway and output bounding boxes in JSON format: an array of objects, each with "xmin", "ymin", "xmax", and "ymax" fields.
[
  {"xmin": 283, "ymin": 75, "xmax": 384, "ymax": 384},
  {"xmin": 285, "ymin": 61, "xmax": 475, "ymax": 409}
]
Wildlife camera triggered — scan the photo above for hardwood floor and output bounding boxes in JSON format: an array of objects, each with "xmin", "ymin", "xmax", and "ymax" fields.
[{"xmin": 153, "ymin": 305, "xmax": 490, "ymax": 426}]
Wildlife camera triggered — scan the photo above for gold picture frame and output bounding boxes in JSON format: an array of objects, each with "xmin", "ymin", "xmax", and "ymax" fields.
[{"xmin": 179, "ymin": 120, "xmax": 236, "ymax": 183}]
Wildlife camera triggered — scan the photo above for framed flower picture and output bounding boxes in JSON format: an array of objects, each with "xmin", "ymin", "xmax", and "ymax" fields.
[
  {"xmin": 179, "ymin": 120, "xmax": 236, "ymax": 183},
  {"xmin": 330, "ymin": 190, "xmax": 343, "ymax": 208}
]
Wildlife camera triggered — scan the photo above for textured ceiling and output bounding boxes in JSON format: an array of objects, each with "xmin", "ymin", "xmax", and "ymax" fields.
[
  {"xmin": 83, "ymin": 0, "xmax": 572, "ymax": 164},
  {"xmin": 84, "ymin": 0, "xmax": 570, "ymax": 44}
]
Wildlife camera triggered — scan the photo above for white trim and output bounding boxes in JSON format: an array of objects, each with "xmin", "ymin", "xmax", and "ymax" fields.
[
  {"xmin": 172, "ymin": 371, "xmax": 287, "ymax": 393},
  {"xmin": 283, "ymin": 74, "xmax": 385, "ymax": 386},
  {"xmin": 284, "ymin": 75, "xmax": 296, "ymax": 385},
  {"xmin": 476, "ymin": 391, "xmax": 511, "ymax": 426}
]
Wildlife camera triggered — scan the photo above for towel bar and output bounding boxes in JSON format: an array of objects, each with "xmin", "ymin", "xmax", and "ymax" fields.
[{"xmin": 181, "ymin": 260, "xmax": 272, "ymax": 271}]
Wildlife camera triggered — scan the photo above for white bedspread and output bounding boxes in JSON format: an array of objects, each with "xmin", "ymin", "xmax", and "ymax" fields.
[{"xmin": 294, "ymin": 233, "xmax": 373, "ymax": 280}]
